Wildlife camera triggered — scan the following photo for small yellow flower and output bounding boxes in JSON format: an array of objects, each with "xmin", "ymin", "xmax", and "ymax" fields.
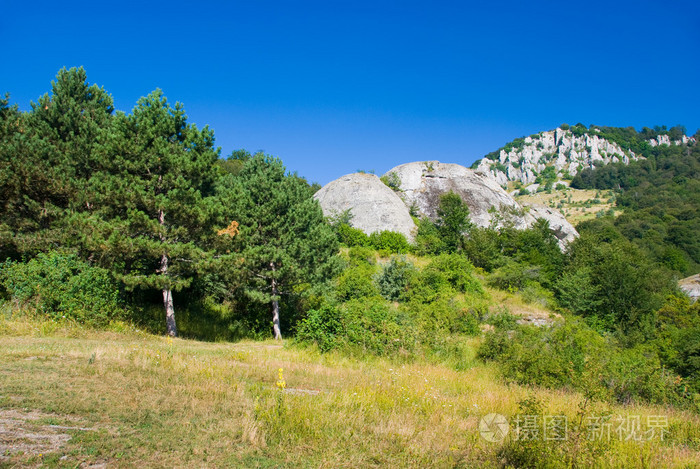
[{"xmin": 276, "ymin": 368, "xmax": 286, "ymax": 390}]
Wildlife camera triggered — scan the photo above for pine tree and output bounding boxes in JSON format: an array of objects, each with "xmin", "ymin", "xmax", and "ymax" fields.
[
  {"xmin": 0, "ymin": 68, "xmax": 114, "ymax": 258},
  {"xmin": 219, "ymin": 154, "xmax": 339, "ymax": 339},
  {"xmin": 89, "ymin": 90, "xmax": 220, "ymax": 336}
]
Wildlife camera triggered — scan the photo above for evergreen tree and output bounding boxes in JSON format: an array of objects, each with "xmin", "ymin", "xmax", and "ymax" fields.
[
  {"xmin": 0, "ymin": 68, "xmax": 114, "ymax": 258},
  {"xmin": 218, "ymin": 154, "xmax": 339, "ymax": 339},
  {"xmin": 88, "ymin": 90, "xmax": 220, "ymax": 336}
]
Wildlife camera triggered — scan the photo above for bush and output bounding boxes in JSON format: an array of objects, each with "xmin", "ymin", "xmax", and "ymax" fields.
[
  {"xmin": 413, "ymin": 218, "xmax": 445, "ymax": 256},
  {"xmin": 368, "ymin": 231, "xmax": 412, "ymax": 254},
  {"xmin": 336, "ymin": 223, "xmax": 370, "ymax": 247},
  {"xmin": 0, "ymin": 251, "xmax": 124, "ymax": 326},
  {"xmin": 406, "ymin": 268, "xmax": 455, "ymax": 304},
  {"xmin": 335, "ymin": 265, "xmax": 379, "ymax": 301},
  {"xmin": 347, "ymin": 246, "xmax": 376, "ymax": 267},
  {"xmin": 340, "ymin": 298, "xmax": 418, "ymax": 356},
  {"xmin": 295, "ymin": 304, "xmax": 344, "ymax": 352},
  {"xmin": 409, "ymin": 298, "xmax": 480, "ymax": 338},
  {"xmin": 488, "ymin": 260, "xmax": 540, "ymax": 292},
  {"xmin": 376, "ymin": 256, "xmax": 416, "ymax": 301},
  {"xmin": 479, "ymin": 317, "xmax": 687, "ymax": 406},
  {"xmin": 379, "ymin": 171, "xmax": 401, "ymax": 191},
  {"xmin": 423, "ymin": 254, "xmax": 483, "ymax": 295}
]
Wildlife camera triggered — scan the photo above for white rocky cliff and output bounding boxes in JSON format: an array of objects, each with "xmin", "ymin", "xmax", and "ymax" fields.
[{"xmin": 475, "ymin": 127, "xmax": 642, "ymax": 186}]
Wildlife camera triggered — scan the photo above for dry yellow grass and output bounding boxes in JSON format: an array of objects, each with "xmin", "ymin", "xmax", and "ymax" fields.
[
  {"xmin": 516, "ymin": 188, "xmax": 619, "ymax": 225},
  {"xmin": 1, "ymin": 316, "xmax": 699, "ymax": 468}
]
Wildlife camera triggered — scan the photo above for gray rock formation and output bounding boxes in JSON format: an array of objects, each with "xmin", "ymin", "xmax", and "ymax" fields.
[
  {"xmin": 649, "ymin": 134, "xmax": 696, "ymax": 147},
  {"xmin": 475, "ymin": 128, "xmax": 696, "ymax": 187},
  {"xmin": 679, "ymin": 274, "xmax": 700, "ymax": 303},
  {"xmin": 383, "ymin": 161, "xmax": 534, "ymax": 229},
  {"xmin": 313, "ymin": 172, "xmax": 416, "ymax": 240},
  {"xmin": 523, "ymin": 204, "xmax": 579, "ymax": 250},
  {"xmin": 315, "ymin": 162, "xmax": 579, "ymax": 250}
]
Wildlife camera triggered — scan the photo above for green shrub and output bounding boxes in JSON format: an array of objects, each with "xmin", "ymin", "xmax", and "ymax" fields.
[
  {"xmin": 488, "ymin": 261, "xmax": 540, "ymax": 292},
  {"xmin": 336, "ymin": 223, "xmax": 370, "ymax": 247},
  {"xmin": 295, "ymin": 304, "xmax": 344, "ymax": 352},
  {"xmin": 340, "ymin": 297, "xmax": 417, "ymax": 356},
  {"xmin": 375, "ymin": 256, "xmax": 416, "ymax": 301},
  {"xmin": 406, "ymin": 268, "xmax": 454, "ymax": 304},
  {"xmin": 463, "ymin": 227, "xmax": 505, "ymax": 271},
  {"xmin": 347, "ymin": 246, "xmax": 376, "ymax": 267},
  {"xmin": 486, "ymin": 309, "xmax": 520, "ymax": 331},
  {"xmin": 423, "ymin": 254, "xmax": 483, "ymax": 295},
  {"xmin": 479, "ymin": 317, "xmax": 687, "ymax": 406},
  {"xmin": 479, "ymin": 319, "xmax": 605, "ymax": 390},
  {"xmin": 410, "ymin": 298, "xmax": 480, "ymax": 338},
  {"xmin": 0, "ymin": 251, "xmax": 124, "ymax": 326},
  {"xmin": 368, "ymin": 231, "xmax": 412, "ymax": 254},
  {"xmin": 413, "ymin": 218, "xmax": 445, "ymax": 256},
  {"xmin": 603, "ymin": 345, "xmax": 680, "ymax": 405},
  {"xmin": 379, "ymin": 171, "xmax": 401, "ymax": 191},
  {"xmin": 335, "ymin": 265, "xmax": 379, "ymax": 301}
]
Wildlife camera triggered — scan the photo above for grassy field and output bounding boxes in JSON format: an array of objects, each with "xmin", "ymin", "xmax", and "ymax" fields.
[
  {"xmin": 516, "ymin": 188, "xmax": 619, "ymax": 225},
  {"xmin": 1, "ymin": 317, "xmax": 699, "ymax": 468}
]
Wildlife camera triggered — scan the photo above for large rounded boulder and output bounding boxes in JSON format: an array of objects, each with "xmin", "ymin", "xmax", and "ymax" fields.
[
  {"xmin": 383, "ymin": 161, "xmax": 534, "ymax": 229},
  {"xmin": 313, "ymin": 172, "xmax": 416, "ymax": 240}
]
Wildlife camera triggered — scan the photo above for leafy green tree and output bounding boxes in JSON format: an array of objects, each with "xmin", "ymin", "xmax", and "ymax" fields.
[
  {"xmin": 435, "ymin": 191, "xmax": 472, "ymax": 252},
  {"xmin": 219, "ymin": 154, "xmax": 340, "ymax": 339},
  {"xmin": 88, "ymin": 90, "xmax": 220, "ymax": 336}
]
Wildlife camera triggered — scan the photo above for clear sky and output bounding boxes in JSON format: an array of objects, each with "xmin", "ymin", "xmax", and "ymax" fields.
[{"xmin": 2, "ymin": 0, "xmax": 699, "ymax": 185}]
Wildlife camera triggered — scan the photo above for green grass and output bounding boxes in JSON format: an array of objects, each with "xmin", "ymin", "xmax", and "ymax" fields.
[{"xmin": 1, "ymin": 316, "xmax": 699, "ymax": 467}]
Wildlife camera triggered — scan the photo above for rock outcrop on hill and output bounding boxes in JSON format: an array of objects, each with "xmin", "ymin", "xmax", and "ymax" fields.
[
  {"xmin": 474, "ymin": 127, "xmax": 696, "ymax": 188},
  {"xmin": 522, "ymin": 204, "xmax": 578, "ymax": 250},
  {"xmin": 313, "ymin": 172, "xmax": 416, "ymax": 240},
  {"xmin": 679, "ymin": 274, "xmax": 700, "ymax": 303},
  {"xmin": 315, "ymin": 162, "xmax": 579, "ymax": 250},
  {"xmin": 475, "ymin": 128, "xmax": 641, "ymax": 186},
  {"xmin": 383, "ymin": 161, "xmax": 532, "ymax": 229}
]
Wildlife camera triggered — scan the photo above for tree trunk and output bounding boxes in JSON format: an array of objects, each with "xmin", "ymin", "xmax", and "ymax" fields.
[
  {"xmin": 270, "ymin": 262, "xmax": 282, "ymax": 340},
  {"xmin": 159, "ymin": 210, "xmax": 177, "ymax": 337},
  {"xmin": 163, "ymin": 284, "xmax": 177, "ymax": 337}
]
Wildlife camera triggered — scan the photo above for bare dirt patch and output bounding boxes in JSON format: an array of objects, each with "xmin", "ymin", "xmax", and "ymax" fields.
[{"xmin": 0, "ymin": 408, "xmax": 94, "ymax": 459}]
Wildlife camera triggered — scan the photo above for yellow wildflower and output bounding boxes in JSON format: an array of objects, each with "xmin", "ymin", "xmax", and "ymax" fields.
[{"xmin": 276, "ymin": 368, "xmax": 286, "ymax": 390}]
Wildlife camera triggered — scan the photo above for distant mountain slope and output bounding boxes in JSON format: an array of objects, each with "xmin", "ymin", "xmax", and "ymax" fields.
[{"xmin": 472, "ymin": 124, "xmax": 695, "ymax": 189}]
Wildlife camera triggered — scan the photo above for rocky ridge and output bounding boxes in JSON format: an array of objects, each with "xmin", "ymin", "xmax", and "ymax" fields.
[{"xmin": 474, "ymin": 127, "xmax": 695, "ymax": 187}]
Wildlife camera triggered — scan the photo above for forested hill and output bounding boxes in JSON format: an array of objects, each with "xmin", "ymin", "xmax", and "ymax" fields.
[
  {"xmin": 570, "ymin": 131, "xmax": 700, "ymax": 276},
  {"xmin": 472, "ymin": 123, "xmax": 696, "ymax": 190}
]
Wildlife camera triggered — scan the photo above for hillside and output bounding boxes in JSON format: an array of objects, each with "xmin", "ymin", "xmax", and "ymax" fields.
[
  {"xmin": 472, "ymin": 124, "xmax": 695, "ymax": 191},
  {"xmin": 3, "ymin": 70, "xmax": 700, "ymax": 469}
]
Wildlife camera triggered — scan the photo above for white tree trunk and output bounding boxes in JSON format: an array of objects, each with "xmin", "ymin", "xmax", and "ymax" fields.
[
  {"xmin": 159, "ymin": 210, "xmax": 177, "ymax": 337},
  {"xmin": 270, "ymin": 262, "xmax": 282, "ymax": 340},
  {"xmin": 163, "ymin": 283, "xmax": 177, "ymax": 337}
]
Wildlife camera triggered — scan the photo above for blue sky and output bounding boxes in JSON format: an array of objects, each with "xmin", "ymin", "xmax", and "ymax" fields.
[{"xmin": 2, "ymin": 0, "xmax": 699, "ymax": 184}]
